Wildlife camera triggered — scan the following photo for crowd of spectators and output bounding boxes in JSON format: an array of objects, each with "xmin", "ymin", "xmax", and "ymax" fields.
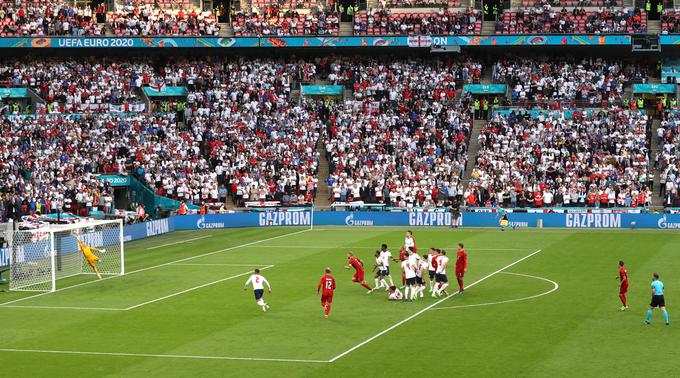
[
  {"xmin": 157, "ymin": 58, "xmax": 321, "ymax": 206},
  {"xmin": 662, "ymin": 10, "xmax": 680, "ymax": 34},
  {"xmin": 322, "ymin": 58, "xmax": 479, "ymax": 206},
  {"xmin": 0, "ymin": 2, "xmax": 103, "ymax": 36},
  {"xmin": 232, "ymin": 10, "xmax": 339, "ymax": 36},
  {"xmin": 496, "ymin": 7, "xmax": 646, "ymax": 34},
  {"xmin": 0, "ymin": 58, "xmax": 154, "ymax": 113},
  {"xmin": 108, "ymin": 5, "xmax": 220, "ymax": 36},
  {"xmin": 353, "ymin": 8, "xmax": 482, "ymax": 35},
  {"xmin": 520, "ymin": 0, "xmax": 618, "ymax": 7},
  {"xmin": 379, "ymin": 0, "xmax": 461, "ymax": 8},
  {"xmin": 467, "ymin": 109, "xmax": 652, "ymax": 208},
  {"xmin": 492, "ymin": 57, "xmax": 647, "ymax": 108},
  {"xmin": 656, "ymin": 110, "xmax": 680, "ymax": 207}
]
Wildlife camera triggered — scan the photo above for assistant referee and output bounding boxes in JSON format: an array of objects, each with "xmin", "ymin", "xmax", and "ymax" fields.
[{"xmin": 645, "ymin": 273, "xmax": 670, "ymax": 326}]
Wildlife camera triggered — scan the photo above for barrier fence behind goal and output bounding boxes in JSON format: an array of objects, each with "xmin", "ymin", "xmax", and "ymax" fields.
[{"xmin": 9, "ymin": 219, "xmax": 124, "ymax": 292}]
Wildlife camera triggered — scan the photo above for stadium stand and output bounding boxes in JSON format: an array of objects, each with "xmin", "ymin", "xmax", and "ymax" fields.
[
  {"xmin": 232, "ymin": 10, "xmax": 339, "ymax": 36},
  {"xmin": 495, "ymin": 7, "xmax": 647, "ymax": 34},
  {"xmin": 492, "ymin": 57, "xmax": 648, "ymax": 108},
  {"xmin": 353, "ymin": 8, "xmax": 482, "ymax": 35},
  {"xmin": 0, "ymin": 2, "xmax": 103, "ymax": 36},
  {"xmin": 467, "ymin": 109, "xmax": 652, "ymax": 208},
  {"xmin": 107, "ymin": 5, "xmax": 220, "ymax": 36}
]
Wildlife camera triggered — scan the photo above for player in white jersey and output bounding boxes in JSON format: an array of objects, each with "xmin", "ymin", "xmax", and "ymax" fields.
[
  {"xmin": 427, "ymin": 248, "xmax": 440, "ymax": 292},
  {"xmin": 243, "ymin": 269, "xmax": 272, "ymax": 311},
  {"xmin": 432, "ymin": 250, "xmax": 450, "ymax": 297},
  {"xmin": 401, "ymin": 250, "xmax": 418, "ymax": 301},
  {"xmin": 387, "ymin": 286, "xmax": 403, "ymax": 301},
  {"xmin": 415, "ymin": 257, "xmax": 428, "ymax": 298},
  {"xmin": 379, "ymin": 244, "xmax": 395, "ymax": 286},
  {"xmin": 371, "ymin": 251, "xmax": 389, "ymax": 291}
]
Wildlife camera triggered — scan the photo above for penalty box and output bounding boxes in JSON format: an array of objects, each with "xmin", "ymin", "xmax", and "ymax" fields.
[{"xmin": 2, "ymin": 263, "xmax": 273, "ymax": 311}]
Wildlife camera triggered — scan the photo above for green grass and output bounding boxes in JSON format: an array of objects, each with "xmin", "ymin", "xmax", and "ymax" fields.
[{"xmin": 0, "ymin": 227, "xmax": 679, "ymax": 377}]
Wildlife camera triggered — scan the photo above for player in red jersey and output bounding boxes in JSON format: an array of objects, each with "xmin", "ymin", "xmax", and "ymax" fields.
[
  {"xmin": 616, "ymin": 260, "xmax": 629, "ymax": 311},
  {"xmin": 395, "ymin": 245, "xmax": 408, "ymax": 287},
  {"xmin": 344, "ymin": 252, "xmax": 372, "ymax": 292},
  {"xmin": 456, "ymin": 243, "xmax": 468, "ymax": 294},
  {"xmin": 317, "ymin": 267, "xmax": 336, "ymax": 318}
]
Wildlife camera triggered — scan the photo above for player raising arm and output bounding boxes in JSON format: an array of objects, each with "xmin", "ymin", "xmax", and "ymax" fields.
[
  {"xmin": 616, "ymin": 260, "xmax": 629, "ymax": 311},
  {"xmin": 77, "ymin": 239, "xmax": 105, "ymax": 279},
  {"xmin": 244, "ymin": 269, "xmax": 271, "ymax": 312},
  {"xmin": 345, "ymin": 252, "xmax": 373, "ymax": 292},
  {"xmin": 317, "ymin": 268, "xmax": 336, "ymax": 319},
  {"xmin": 645, "ymin": 273, "xmax": 669, "ymax": 326}
]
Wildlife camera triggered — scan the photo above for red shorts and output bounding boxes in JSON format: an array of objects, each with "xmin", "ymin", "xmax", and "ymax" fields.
[
  {"xmin": 456, "ymin": 269, "xmax": 465, "ymax": 278},
  {"xmin": 620, "ymin": 283, "xmax": 628, "ymax": 294},
  {"xmin": 321, "ymin": 293, "xmax": 334, "ymax": 304},
  {"xmin": 353, "ymin": 270, "xmax": 365, "ymax": 282}
]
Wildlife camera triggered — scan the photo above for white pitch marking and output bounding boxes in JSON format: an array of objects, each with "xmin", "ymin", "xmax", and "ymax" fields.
[
  {"xmin": 0, "ymin": 305, "xmax": 125, "ymax": 311},
  {"xmin": 0, "ymin": 229, "xmax": 310, "ymax": 307},
  {"xmin": 244, "ymin": 245, "xmax": 533, "ymax": 251},
  {"xmin": 124, "ymin": 265, "xmax": 274, "ymax": 310},
  {"xmin": 0, "ymin": 348, "xmax": 327, "ymax": 364},
  {"xmin": 145, "ymin": 235, "xmax": 213, "ymax": 250},
  {"xmin": 327, "ymin": 249, "xmax": 542, "ymax": 363},
  {"xmin": 430, "ymin": 272, "xmax": 559, "ymax": 311},
  {"xmin": 171, "ymin": 263, "xmax": 270, "ymax": 267}
]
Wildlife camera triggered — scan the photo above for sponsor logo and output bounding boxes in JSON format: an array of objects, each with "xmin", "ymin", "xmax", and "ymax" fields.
[
  {"xmin": 258, "ymin": 211, "xmax": 311, "ymax": 226},
  {"xmin": 146, "ymin": 219, "xmax": 170, "ymax": 237},
  {"xmin": 408, "ymin": 212, "xmax": 459, "ymax": 227},
  {"xmin": 657, "ymin": 215, "xmax": 680, "ymax": 229},
  {"xmin": 508, "ymin": 221, "xmax": 529, "ymax": 228},
  {"xmin": 565, "ymin": 213, "xmax": 621, "ymax": 228},
  {"xmin": 345, "ymin": 213, "xmax": 374, "ymax": 226},
  {"xmin": 197, "ymin": 217, "xmax": 225, "ymax": 229}
]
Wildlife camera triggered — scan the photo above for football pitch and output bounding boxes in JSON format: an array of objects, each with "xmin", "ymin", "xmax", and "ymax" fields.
[{"xmin": 0, "ymin": 226, "xmax": 678, "ymax": 377}]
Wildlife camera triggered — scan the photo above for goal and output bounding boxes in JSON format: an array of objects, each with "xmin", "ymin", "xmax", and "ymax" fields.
[{"xmin": 9, "ymin": 219, "xmax": 124, "ymax": 292}]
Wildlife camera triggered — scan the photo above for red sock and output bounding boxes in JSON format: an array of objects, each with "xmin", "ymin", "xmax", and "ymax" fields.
[
  {"xmin": 620, "ymin": 294, "xmax": 627, "ymax": 307},
  {"xmin": 325, "ymin": 303, "xmax": 331, "ymax": 316},
  {"xmin": 361, "ymin": 282, "xmax": 372, "ymax": 291},
  {"xmin": 457, "ymin": 278, "xmax": 464, "ymax": 291}
]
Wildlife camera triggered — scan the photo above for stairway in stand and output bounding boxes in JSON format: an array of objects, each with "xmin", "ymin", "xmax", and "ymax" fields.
[
  {"xmin": 462, "ymin": 119, "xmax": 485, "ymax": 187},
  {"xmin": 339, "ymin": 21, "xmax": 353, "ymax": 36},
  {"xmin": 315, "ymin": 139, "xmax": 331, "ymax": 209},
  {"xmin": 650, "ymin": 119, "xmax": 664, "ymax": 207}
]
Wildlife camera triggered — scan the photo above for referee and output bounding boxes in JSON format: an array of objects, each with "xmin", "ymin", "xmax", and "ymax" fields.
[{"xmin": 645, "ymin": 273, "xmax": 670, "ymax": 326}]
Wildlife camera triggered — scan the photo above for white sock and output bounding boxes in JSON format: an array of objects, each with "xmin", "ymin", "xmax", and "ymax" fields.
[
  {"xmin": 381, "ymin": 279, "xmax": 388, "ymax": 289},
  {"xmin": 419, "ymin": 285, "xmax": 425, "ymax": 297},
  {"xmin": 387, "ymin": 275, "xmax": 394, "ymax": 286},
  {"xmin": 374, "ymin": 278, "xmax": 380, "ymax": 288},
  {"xmin": 410, "ymin": 287, "xmax": 416, "ymax": 300},
  {"xmin": 440, "ymin": 283, "xmax": 449, "ymax": 293},
  {"xmin": 404, "ymin": 286, "xmax": 410, "ymax": 300}
]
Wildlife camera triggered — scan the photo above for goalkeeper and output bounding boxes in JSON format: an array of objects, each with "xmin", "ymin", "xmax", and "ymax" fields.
[{"xmin": 77, "ymin": 239, "xmax": 104, "ymax": 279}]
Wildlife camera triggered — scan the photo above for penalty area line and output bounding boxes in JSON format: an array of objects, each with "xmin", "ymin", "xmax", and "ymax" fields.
[
  {"xmin": 0, "ymin": 348, "xmax": 328, "ymax": 364},
  {"xmin": 327, "ymin": 249, "xmax": 542, "ymax": 363},
  {"xmin": 123, "ymin": 265, "xmax": 275, "ymax": 311}
]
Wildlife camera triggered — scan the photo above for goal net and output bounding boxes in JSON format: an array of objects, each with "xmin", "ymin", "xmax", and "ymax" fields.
[{"xmin": 9, "ymin": 219, "xmax": 124, "ymax": 292}]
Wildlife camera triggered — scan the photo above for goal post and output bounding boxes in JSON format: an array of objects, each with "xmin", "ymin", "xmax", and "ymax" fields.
[{"xmin": 9, "ymin": 219, "xmax": 124, "ymax": 292}]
